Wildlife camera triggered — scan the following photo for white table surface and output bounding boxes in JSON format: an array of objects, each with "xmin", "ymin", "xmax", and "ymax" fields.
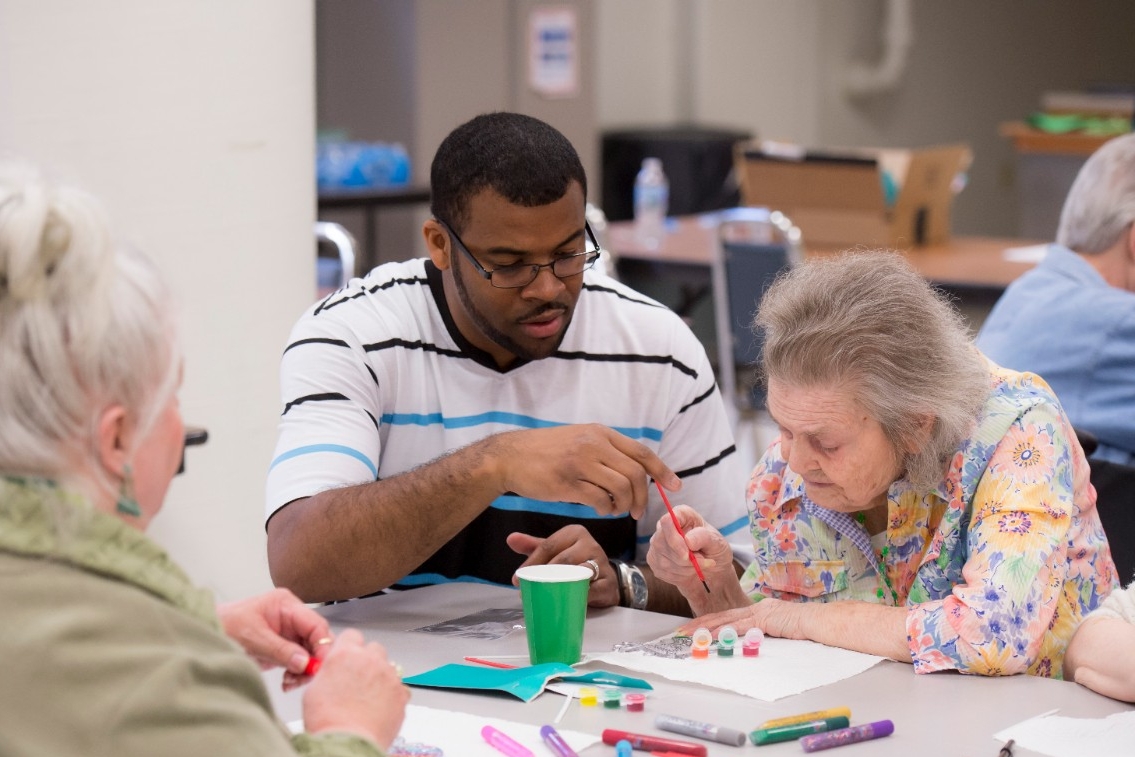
[{"xmin": 266, "ymin": 583, "xmax": 1132, "ymax": 756}]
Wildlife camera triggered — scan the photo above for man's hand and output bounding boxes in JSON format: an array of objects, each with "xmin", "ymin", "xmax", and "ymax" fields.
[
  {"xmin": 217, "ymin": 588, "xmax": 331, "ymax": 687},
  {"xmin": 508, "ymin": 525, "xmax": 620, "ymax": 607},
  {"xmin": 269, "ymin": 423, "xmax": 681, "ymax": 604},
  {"xmin": 491, "ymin": 424, "xmax": 680, "ymax": 519}
]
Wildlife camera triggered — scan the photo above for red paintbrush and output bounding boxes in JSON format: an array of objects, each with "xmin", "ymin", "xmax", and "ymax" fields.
[{"xmin": 654, "ymin": 479, "xmax": 710, "ymax": 593}]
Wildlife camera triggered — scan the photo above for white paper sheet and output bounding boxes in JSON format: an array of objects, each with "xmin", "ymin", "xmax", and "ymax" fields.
[
  {"xmin": 583, "ymin": 636, "xmax": 884, "ymax": 701},
  {"xmin": 289, "ymin": 703, "xmax": 600, "ymax": 756},
  {"xmin": 993, "ymin": 709, "xmax": 1135, "ymax": 757}
]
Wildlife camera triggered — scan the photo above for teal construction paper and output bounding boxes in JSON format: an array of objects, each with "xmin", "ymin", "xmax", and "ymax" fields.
[
  {"xmin": 402, "ymin": 664, "xmax": 653, "ymax": 702},
  {"xmin": 558, "ymin": 670, "xmax": 653, "ymax": 690},
  {"xmin": 402, "ymin": 663, "xmax": 576, "ymax": 702}
]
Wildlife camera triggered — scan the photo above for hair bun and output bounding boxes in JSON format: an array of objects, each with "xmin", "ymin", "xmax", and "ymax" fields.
[{"xmin": 0, "ymin": 163, "xmax": 109, "ymax": 306}]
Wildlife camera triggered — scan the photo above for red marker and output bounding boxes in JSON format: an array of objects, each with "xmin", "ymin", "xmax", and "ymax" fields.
[
  {"xmin": 654, "ymin": 480, "xmax": 710, "ymax": 593},
  {"xmin": 602, "ymin": 729, "xmax": 707, "ymax": 757}
]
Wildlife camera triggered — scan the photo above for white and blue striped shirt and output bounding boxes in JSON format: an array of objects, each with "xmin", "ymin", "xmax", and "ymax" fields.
[{"xmin": 267, "ymin": 258, "xmax": 750, "ymax": 589}]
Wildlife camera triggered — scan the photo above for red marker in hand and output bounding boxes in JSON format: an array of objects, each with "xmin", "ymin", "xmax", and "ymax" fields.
[{"xmin": 654, "ymin": 480, "xmax": 710, "ymax": 593}]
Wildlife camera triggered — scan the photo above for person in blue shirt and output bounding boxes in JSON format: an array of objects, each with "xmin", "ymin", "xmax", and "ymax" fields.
[{"xmin": 977, "ymin": 133, "xmax": 1135, "ymax": 465}]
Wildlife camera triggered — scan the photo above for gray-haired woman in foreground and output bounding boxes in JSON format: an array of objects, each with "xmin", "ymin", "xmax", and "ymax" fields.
[
  {"xmin": 648, "ymin": 251, "xmax": 1116, "ymax": 678},
  {"xmin": 0, "ymin": 163, "xmax": 408, "ymax": 755}
]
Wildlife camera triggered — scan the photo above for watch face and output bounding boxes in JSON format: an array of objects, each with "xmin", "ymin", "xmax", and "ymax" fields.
[{"xmin": 628, "ymin": 565, "xmax": 649, "ymax": 610}]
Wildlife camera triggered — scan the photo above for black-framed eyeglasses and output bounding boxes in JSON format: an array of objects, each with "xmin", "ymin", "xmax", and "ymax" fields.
[{"xmin": 438, "ymin": 218, "xmax": 603, "ymax": 289}]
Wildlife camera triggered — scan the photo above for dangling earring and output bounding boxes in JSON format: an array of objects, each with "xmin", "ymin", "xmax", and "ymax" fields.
[{"xmin": 116, "ymin": 463, "xmax": 142, "ymax": 517}]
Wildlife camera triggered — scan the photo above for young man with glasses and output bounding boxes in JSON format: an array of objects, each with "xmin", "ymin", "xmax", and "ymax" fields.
[{"xmin": 266, "ymin": 112, "xmax": 749, "ymax": 612}]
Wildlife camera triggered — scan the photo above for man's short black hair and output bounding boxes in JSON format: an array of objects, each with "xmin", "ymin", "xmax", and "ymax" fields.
[{"xmin": 430, "ymin": 112, "xmax": 587, "ymax": 233}]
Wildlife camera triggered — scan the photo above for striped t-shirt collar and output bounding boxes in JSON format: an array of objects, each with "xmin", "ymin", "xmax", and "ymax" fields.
[{"xmin": 425, "ymin": 259, "xmax": 532, "ymax": 374}]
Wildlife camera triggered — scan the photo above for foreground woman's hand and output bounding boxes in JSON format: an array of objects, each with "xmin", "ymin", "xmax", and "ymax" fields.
[
  {"xmin": 302, "ymin": 629, "xmax": 410, "ymax": 750},
  {"xmin": 217, "ymin": 588, "xmax": 332, "ymax": 685}
]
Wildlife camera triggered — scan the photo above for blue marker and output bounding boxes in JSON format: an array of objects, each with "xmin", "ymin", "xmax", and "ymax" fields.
[{"xmin": 615, "ymin": 739, "xmax": 633, "ymax": 757}]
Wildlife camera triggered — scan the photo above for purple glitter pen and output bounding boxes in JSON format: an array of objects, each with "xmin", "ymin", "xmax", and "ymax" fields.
[{"xmin": 799, "ymin": 719, "xmax": 894, "ymax": 752}]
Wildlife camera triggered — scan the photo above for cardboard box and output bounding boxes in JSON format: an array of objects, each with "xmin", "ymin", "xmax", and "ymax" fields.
[{"xmin": 734, "ymin": 141, "xmax": 973, "ymax": 248}]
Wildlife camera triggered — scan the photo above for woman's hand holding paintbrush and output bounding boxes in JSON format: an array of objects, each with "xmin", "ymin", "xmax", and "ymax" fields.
[
  {"xmin": 646, "ymin": 485, "xmax": 748, "ymax": 614},
  {"xmin": 654, "ymin": 480, "xmax": 711, "ymax": 593}
]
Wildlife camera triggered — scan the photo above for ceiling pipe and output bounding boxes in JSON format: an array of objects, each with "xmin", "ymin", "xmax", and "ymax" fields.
[{"xmin": 843, "ymin": 0, "xmax": 914, "ymax": 98}]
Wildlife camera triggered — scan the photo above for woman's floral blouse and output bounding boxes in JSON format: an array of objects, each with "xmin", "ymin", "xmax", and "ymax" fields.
[{"xmin": 739, "ymin": 361, "xmax": 1119, "ymax": 677}]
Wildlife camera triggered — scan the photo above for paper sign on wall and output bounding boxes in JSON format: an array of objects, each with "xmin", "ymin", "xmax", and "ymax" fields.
[{"xmin": 528, "ymin": 6, "xmax": 579, "ymax": 98}]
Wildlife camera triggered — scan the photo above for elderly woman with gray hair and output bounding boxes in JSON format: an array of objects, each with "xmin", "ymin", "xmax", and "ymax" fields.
[
  {"xmin": 0, "ymin": 163, "xmax": 408, "ymax": 755},
  {"xmin": 648, "ymin": 251, "xmax": 1118, "ymax": 678}
]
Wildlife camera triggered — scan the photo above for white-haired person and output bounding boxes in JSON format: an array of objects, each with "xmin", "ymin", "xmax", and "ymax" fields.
[
  {"xmin": 977, "ymin": 132, "xmax": 1135, "ymax": 465},
  {"xmin": 648, "ymin": 251, "xmax": 1118, "ymax": 678},
  {"xmin": 0, "ymin": 163, "xmax": 408, "ymax": 756}
]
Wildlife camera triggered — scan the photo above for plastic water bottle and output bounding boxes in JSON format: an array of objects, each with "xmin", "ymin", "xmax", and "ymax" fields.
[{"xmin": 633, "ymin": 157, "xmax": 669, "ymax": 248}]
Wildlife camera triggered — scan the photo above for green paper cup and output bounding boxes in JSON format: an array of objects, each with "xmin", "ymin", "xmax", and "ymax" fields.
[{"xmin": 516, "ymin": 564, "xmax": 591, "ymax": 665}]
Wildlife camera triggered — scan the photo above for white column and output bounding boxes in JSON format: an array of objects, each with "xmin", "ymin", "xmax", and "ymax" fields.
[{"xmin": 0, "ymin": 0, "xmax": 316, "ymax": 600}]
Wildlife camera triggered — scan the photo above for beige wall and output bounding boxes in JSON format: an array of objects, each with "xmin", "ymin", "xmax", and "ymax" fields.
[
  {"xmin": 317, "ymin": 0, "xmax": 599, "ymax": 265},
  {"xmin": 597, "ymin": 0, "xmax": 1135, "ymax": 237},
  {"xmin": 0, "ymin": 0, "xmax": 315, "ymax": 601}
]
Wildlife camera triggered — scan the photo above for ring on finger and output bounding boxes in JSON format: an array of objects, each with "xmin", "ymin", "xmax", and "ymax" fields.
[{"xmin": 582, "ymin": 558, "xmax": 601, "ymax": 582}]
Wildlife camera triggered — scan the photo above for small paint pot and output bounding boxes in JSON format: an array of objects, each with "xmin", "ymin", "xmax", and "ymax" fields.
[
  {"xmin": 717, "ymin": 625, "xmax": 738, "ymax": 657},
  {"xmin": 691, "ymin": 626, "xmax": 713, "ymax": 659},
  {"xmin": 742, "ymin": 627, "xmax": 765, "ymax": 657}
]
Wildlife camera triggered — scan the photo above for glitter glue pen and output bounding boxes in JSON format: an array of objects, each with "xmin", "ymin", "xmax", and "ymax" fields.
[
  {"xmin": 539, "ymin": 725, "xmax": 579, "ymax": 757},
  {"xmin": 799, "ymin": 719, "xmax": 894, "ymax": 752},
  {"xmin": 757, "ymin": 707, "xmax": 852, "ymax": 730},
  {"xmin": 750, "ymin": 716, "xmax": 850, "ymax": 746},
  {"xmin": 482, "ymin": 725, "xmax": 535, "ymax": 757},
  {"xmin": 655, "ymin": 714, "xmax": 747, "ymax": 746},
  {"xmin": 602, "ymin": 729, "xmax": 708, "ymax": 757}
]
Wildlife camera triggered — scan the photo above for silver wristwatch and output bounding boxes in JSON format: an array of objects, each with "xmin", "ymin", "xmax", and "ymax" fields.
[{"xmin": 610, "ymin": 559, "xmax": 649, "ymax": 610}]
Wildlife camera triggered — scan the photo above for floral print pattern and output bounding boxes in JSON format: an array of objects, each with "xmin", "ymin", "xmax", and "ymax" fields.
[{"xmin": 739, "ymin": 362, "xmax": 1118, "ymax": 678}]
